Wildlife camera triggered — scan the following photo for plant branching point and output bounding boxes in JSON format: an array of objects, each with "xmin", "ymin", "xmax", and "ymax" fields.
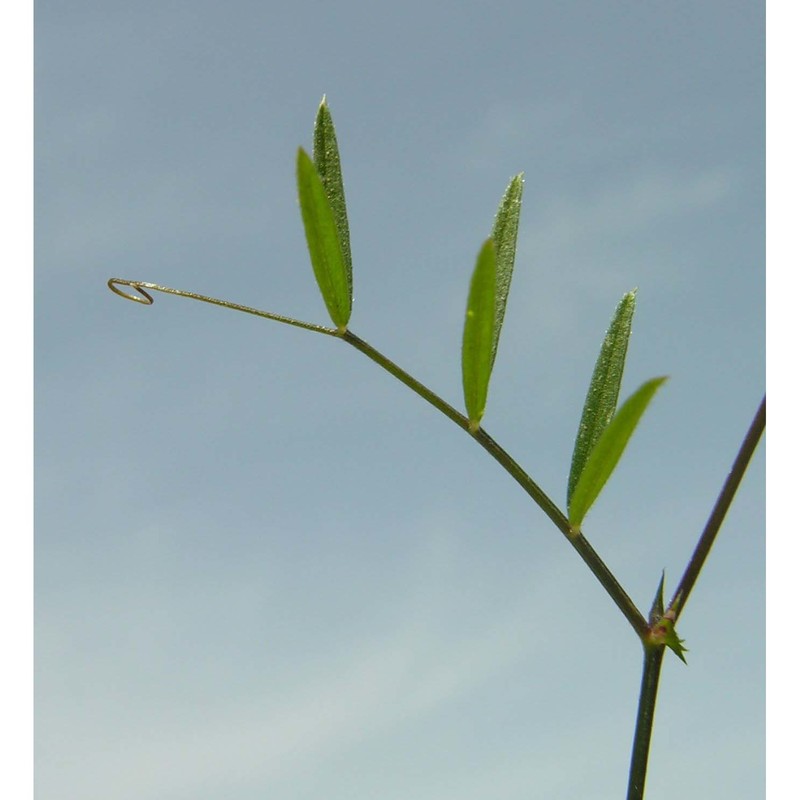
[{"xmin": 107, "ymin": 98, "xmax": 764, "ymax": 800}]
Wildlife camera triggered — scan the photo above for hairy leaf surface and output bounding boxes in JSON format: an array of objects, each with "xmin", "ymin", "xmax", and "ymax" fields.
[
  {"xmin": 489, "ymin": 174, "xmax": 524, "ymax": 369},
  {"xmin": 568, "ymin": 376, "xmax": 667, "ymax": 528},
  {"xmin": 568, "ymin": 290, "xmax": 637, "ymax": 506},
  {"xmin": 312, "ymin": 97, "xmax": 352, "ymax": 300}
]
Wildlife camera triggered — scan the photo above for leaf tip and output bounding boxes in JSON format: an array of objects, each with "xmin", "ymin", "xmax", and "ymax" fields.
[{"xmin": 648, "ymin": 571, "xmax": 666, "ymax": 624}]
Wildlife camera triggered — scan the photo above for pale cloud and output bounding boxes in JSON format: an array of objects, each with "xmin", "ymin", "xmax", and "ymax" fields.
[
  {"xmin": 453, "ymin": 97, "xmax": 580, "ymax": 172},
  {"xmin": 496, "ymin": 164, "xmax": 740, "ymax": 348},
  {"xmin": 526, "ymin": 167, "xmax": 737, "ymax": 259},
  {"xmin": 37, "ymin": 519, "xmax": 567, "ymax": 800}
]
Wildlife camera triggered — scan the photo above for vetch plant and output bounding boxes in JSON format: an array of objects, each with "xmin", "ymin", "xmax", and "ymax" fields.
[{"xmin": 108, "ymin": 97, "xmax": 765, "ymax": 799}]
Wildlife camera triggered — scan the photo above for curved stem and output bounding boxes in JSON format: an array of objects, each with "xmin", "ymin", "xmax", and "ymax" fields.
[
  {"xmin": 341, "ymin": 330, "xmax": 470, "ymax": 431},
  {"xmin": 626, "ymin": 646, "xmax": 665, "ymax": 800},
  {"xmin": 106, "ymin": 278, "xmax": 649, "ymax": 635},
  {"xmin": 343, "ymin": 330, "xmax": 649, "ymax": 638},
  {"xmin": 109, "ymin": 277, "xmax": 766, "ymax": 800}
]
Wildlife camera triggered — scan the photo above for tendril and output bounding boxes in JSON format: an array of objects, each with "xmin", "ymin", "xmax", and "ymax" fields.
[
  {"xmin": 107, "ymin": 278, "xmax": 155, "ymax": 304},
  {"xmin": 106, "ymin": 278, "xmax": 340, "ymax": 337}
]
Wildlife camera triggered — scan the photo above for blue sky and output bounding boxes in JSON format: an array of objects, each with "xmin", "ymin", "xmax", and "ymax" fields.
[{"xmin": 35, "ymin": 2, "xmax": 764, "ymax": 798}]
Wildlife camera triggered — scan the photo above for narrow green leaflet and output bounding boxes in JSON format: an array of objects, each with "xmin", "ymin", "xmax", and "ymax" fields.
[
  {"xmin": 296, "ymin": 147, "xmax": 352, "ymax": 331},
  {"xmin": 489, "ymin": 174, "xmax": 524, "ymax": 370},
  {"xmin": 462, "ymin": 239, "xmax": 497, "ymax": 432},
  {"xmin": 568, "ymin": 376, "xmax": 667, "ymax": 528},
  {"xmin": 459, "ymin": 178, "xmax": 522, "ymax": 432},
  {"xmin": 567, "ymin": 290, "xmax": 637, "ymax": 507},
  {"xmin": 312, "ymin": 97, "xmax": 352, "ymax": 301}
]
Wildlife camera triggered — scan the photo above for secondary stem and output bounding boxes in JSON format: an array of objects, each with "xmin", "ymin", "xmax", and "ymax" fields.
[
  {"xmin": 343, "ymin": 330, "xmax": 649, "ymax": 638},
  {"xmin": 667, "ymin": 396, "xmax": 766, "ymax": 620},
  {"xmin": 106, "ymin": 280, "xmax": 646, "ymax": 634},
  {"xmin": 110, "ymin": 280, "xmax": 766, "ymax": 799},
  {"xmin": 626, "ymin": 396, "xmax": 765, "ymax": 799}
]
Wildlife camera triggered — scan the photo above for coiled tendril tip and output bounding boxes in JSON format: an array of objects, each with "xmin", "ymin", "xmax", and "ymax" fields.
[
  {"xmin": 108, "ymin": 279, "xmax": 155, "ymax": 305},
  {"xmin": 106, "ymin": 276, "xmax": 339, "ymax": 336}
]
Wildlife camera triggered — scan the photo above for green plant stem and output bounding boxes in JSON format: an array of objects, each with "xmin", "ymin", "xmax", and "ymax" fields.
[
  {"xmin": 107, "ymin": 279, "xmax": 340, "ymax": 337},
  {"xmin": 626, "ymin": 645, "xmax": 665, "ymax": 800},
  {"xmin": 667, "ymin": 396, "xmax": 766, "ymax": 620},
  {"xmin": 106, "ymin": 278, "xmax": 649, "ymax": 636},
  {"xmin": 626, "ymin": 396, "xmax": 765, "ymax": 799},
  {"xmin": 110, "ymin": 278, "xmax": 766, "ymax": 798},
  {"xmin": 343, "ymin": 330, "xmax": 649, "ymax": 638}
]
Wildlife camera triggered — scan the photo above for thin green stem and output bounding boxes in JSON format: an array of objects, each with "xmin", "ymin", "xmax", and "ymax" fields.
[
  {"xmin": 343, "ymin": 330, "xmax": 649, "ymax": 638},
  {"xmin": 107, "ymin": 279, "xmax": 340, "ymax": 337},
  {"xmin": 573, "ymin": 532, "xmax": 649, "ymax": 638},
  {"xmin": 667, "ymin": 396, "xmax": 766, "ymax": 621},
  {"xmin": 341, "ymin": 330, "xmax": 471, "ymax": 431},
  {"xmin": 626, "ymin": 646, "xmax": 665, "ymax": 800},
  {"xmin": 625, "ymin": 395, "xmax": 765, "ymax": 799},
  {"xmin": 473, "ymin": 427, "xmax": 648, "ymax": 637},
  {"xmin": 111, "ymin": 278, "xmax": 767, "ymax": 797},
  {"xmin": 106, "ymin": 279, "xmax": 649, "ymax": 635}
]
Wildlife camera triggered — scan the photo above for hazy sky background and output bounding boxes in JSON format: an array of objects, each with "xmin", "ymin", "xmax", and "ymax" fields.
[{"xmin": 36, "ymin": 2, "xmax": 764, "ymax": 799}]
